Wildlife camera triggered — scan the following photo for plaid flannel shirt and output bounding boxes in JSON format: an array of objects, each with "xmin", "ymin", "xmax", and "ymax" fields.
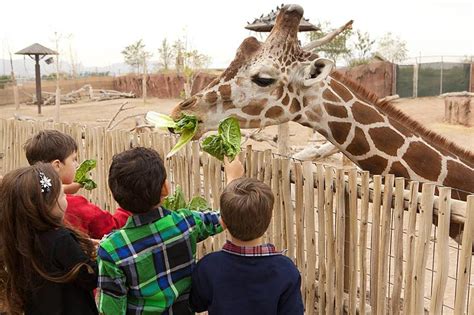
[{"xmin": 97, "ymin": 206, "xmax": 222, "ymax": 315}]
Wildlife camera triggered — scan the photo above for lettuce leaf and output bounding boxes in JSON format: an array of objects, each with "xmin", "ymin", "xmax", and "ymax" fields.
[
  {"xmin": 162, "ymin": 186, "xmax": 211, "ymax": 211},
  {"xmin": 202, "ymin": 117, "xmax": 241, "ymax": 161},
  {"xmin": 188, "ymin": 196, "xmax": 210, "ymax": 211},
  {"xmin": 74, "ymin": 159, "xmax": 97, "ymax": 191},
  {"xmin": 145, "ymin": 111, "xmax": 199, "ymax": 158},
  {"xmin": 162, "ymin": 185, "xmax": 187, "ymax": 210}
]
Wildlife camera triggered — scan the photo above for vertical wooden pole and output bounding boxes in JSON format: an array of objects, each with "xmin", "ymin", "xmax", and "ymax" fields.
[
  {"xmin": 316, "ymin": 165, "xmax": 326, "ymax": 315},
  {"xmin": 34, "ymin": 54, "xmax": 42, "ymax": 113},
  {"xmin": 454, "ymin": 195, "xmax": 474, "ymax": 315},
  {"xmin": 358, "ymin": 171, "xmax": 370, "ymax": 315},
  {"xmin": 142, "ymin": 55, "xmax": 147, "ymax": 103},
  {"xmin": 403, "ymin": 181, "xmax": 419, "ymax": 314},
  {"xmin": 335, "ymin": 169, "xmax": 345, "ymax": 315},
  {"xmin": 376, "ymin": 174, "xmax": 394, "ymax": 315},
  {"xmin": 391, "ymin": 177, "xmax": 405, "ymax": 315},
  {"xmin": 370, "ymin": 175, "xmax": 382, "ymax": 313},
  {"xmin": 13, "ymin": 85, "xmax": 19, "ymax": 111},
  {"xmin": 412, "ymin": 183, "xmax": 435, "ymax": 315},
  {"xmin": 430, "ymin": 187, "xmax": 451, "ymax": 315},
  {"xmin": 348, "ymin": 169, "xmax": 358, "ymax": 315},
  {"xmin": 324, "ymin": 167, "xmax": 335, "ymax": 315},
  {"xmin": 303, "ymin": 161, "xmax": 316, "ymax": 315}
]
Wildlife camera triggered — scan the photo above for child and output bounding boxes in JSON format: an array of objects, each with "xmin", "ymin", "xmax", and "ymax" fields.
[
  {"xmin": 190, "ymin": 177, "xmax": 304, "ymax": 314},
  {"xmin": 0, "ymin": 163, "xmax": 98, "ymax": 314},
  {"xmin": 97, "ymin": 147, "xmax": 244, "ymax": 314},
  {"xmin": 24, "ymin": 129, "xmax": 131, "ymax": 239}
]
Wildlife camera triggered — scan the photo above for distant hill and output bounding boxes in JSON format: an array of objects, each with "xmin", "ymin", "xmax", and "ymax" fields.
[{"xmin": 0, "ymin": 59, "xmax": 135, "ymax": 79}]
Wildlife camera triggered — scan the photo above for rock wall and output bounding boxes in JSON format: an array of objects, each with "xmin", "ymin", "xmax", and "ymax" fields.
[
  {"xmin": 337, "ymin": 61, "xmax": 395, "ymax": 98},
  {"xmin": 113, "ymin": 73, "xmax": 217, "ymax": 99}
]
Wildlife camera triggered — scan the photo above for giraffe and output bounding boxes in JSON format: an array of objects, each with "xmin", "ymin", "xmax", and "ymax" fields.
[{"xmin": 171, "ymin": 4, "xmax": 474, "ymax": 242}]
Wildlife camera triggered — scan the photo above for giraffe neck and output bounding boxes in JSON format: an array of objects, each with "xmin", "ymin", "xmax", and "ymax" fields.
[{"xmin": 297, "ymin": 75, "xmax": 474, "ymax": 194}]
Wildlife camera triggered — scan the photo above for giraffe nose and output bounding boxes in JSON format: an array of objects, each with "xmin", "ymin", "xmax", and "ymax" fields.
[{"xmin": 179, "ymin": 97, "xmax": 197, "ymax": 110}]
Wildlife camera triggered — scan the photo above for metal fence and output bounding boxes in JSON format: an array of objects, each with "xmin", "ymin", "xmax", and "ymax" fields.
[{"xmin": 396, "ymin": 56, "xmax": 473, "ymax": 98}]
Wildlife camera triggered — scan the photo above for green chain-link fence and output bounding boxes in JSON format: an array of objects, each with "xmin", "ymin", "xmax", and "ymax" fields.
[{"xmin": 396, "ymin": 60, "xmax": 471, "ymax": 97}]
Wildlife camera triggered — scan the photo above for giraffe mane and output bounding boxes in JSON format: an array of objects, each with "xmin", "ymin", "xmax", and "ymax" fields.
[{"xmin": 331, "ymin": 71, "xmax": 474, "ymax": 166}]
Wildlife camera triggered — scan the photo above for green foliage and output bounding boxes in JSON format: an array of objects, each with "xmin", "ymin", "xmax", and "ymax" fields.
[
  {"xmin": 353, "ymin": 30, "xmax": 375, "ymax": 60},
  {"xmin": 306, "ymin": 21, "xmax": 353, "ymax": 65},
  {"xmin": 163, "ymin": 186, "xmax": 210, "ymax": 211},
  {"xmin": 202, "ymin": 117, "xmax": 241, "ymax": 161},
  {"xmin": 157, "ymin": 38, "xmax": 174, "ymax": 71},
  {"xmin": 162, "ymin": 185, "xmax": 187, "ymax": 210},
  {"xmin": 188, "ymin": 196, "xmax": 210, "ymax": 211},
  {"xmin": 376, "ymin": 32, "xmax": 408, "ymax": 63},
  {"xmin": 121, "ymin": 39, "xmax": 152, "ymax": 74},
  {"xmin": 74, "ymin": 159, "xmax": 97, "ymax": 190},
  {"xmin": 41, "ymin": 73, "xmax": 69, "ymax": 80},
  {"xmin": 0, "ymin": 75, "xmax": 12, "ymax": 89}
]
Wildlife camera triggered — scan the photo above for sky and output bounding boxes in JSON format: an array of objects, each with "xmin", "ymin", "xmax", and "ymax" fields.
[{"xmin": 1, "ymin": 0, "xmax": 473, "ymax": 71}]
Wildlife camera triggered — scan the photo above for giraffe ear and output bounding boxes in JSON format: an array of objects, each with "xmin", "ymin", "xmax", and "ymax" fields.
[{"xmin": 303, "ymin": 58, "xmax": 334, "ymax": 87}]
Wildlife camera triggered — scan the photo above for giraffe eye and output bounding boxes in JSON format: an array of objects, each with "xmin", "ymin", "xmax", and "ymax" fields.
[{"xmin": 251, "ymin": 76, "xmax": 276, "ymax": 87}]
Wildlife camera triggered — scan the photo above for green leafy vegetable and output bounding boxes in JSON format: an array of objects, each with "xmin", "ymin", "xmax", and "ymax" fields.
[
  {"xmin": 188, "ymin": 196, "xmax": 210, "ymax": 211},
  {"xmin": 162, "ymin": 186, "xmax": 210, "ymax": 211},
  {"xmin": 202, "ymin": 117, "xmax": 241, "ymax": 161},
  {"xmin": 74, "ymin": 159, "xmax": 97, "ymax": 191},
  {"xmin": 145, "ymin": 111, "xmax": 198, "ymax": 158},
  {"xmin": 162, "ymin": 185, "xmax": 187, "ymax": 210}
]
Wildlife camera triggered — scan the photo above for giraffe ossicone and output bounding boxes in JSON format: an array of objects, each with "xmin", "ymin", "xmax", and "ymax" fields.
[{"xmin": 170, "ymin": 4, "xmax": 474, "ymax": 203}]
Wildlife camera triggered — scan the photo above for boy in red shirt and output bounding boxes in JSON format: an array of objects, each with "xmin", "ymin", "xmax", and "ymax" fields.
[{"xmin": 24, "ymin": 130, "xmax": 131, "ymax": 239}]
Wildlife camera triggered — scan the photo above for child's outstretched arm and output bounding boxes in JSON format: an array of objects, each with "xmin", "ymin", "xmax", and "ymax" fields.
[{"xmin": 224, "ymin": 157, "xmax": 244, "ymax": 184}]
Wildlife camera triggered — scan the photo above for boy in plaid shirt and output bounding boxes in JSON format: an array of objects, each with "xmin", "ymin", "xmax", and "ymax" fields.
[{"xmin": 97, "ymin": 147, "xmax": 244, "ymax": 314}]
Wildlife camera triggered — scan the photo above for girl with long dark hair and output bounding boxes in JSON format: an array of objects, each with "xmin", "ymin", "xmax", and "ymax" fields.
[{"xmin": 0, "ymin": 163, "xmax": 98, "ymax": 315}]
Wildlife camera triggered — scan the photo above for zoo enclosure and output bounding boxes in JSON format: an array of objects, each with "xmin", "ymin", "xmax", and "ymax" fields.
[{"xmin": 1, "ymin": 119, "xmax": 473, "ymax": 314}]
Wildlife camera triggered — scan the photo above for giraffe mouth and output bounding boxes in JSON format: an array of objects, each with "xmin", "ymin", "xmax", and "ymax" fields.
[{"xmin": 167, "ymin": 119, "xmax": 204, "ymax": 136}]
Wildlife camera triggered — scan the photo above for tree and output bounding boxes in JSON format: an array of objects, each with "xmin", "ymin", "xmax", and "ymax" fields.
[
  {"xmin": 121, "ymin": 39, "xmax": 152, "ymax": 74},
  {"xmin": 306, "ymin": 21, "xmax": 353, "ymax": 65},
  {"xmin": 171, "ymin": 39, "xmax": 211, "ymax": 98},
  {"xmin": 157, "ymin": 38, "xmax": 174, "ymax": 72},
  {"xmin": 173, "ymin": 39, "xmax": 185, "ymax": 75},
  {"xmin": 376, "ymin": 32, "xmax": 408, "ymax": 63},
  {"xmin": 347, "ymin": 30, "xmax": 375, "ymax": 67}
]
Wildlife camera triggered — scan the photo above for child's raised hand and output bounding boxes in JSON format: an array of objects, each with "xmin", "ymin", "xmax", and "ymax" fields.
[
  {"xmin": 63, "ymin": 182, "xmax": 82, "ymax": 194},
  {"xmin": 224, "ymin": 157, "xmax": 244, "ymax": 184}
]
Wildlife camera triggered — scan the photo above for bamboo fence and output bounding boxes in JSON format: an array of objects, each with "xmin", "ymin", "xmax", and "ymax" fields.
[{"xmin": 1, "ymin": 118, "xmax": 473, "ymax": 314}]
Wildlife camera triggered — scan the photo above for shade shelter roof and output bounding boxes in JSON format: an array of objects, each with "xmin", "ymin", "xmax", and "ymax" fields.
[
  {"xmin": 16, "ymin": 43, "xmax": 58, "ymax": 55},
  {"xmin": 245, "ymin": 4, "xmax": 319, "ymax": 32},
  {"xmin": 15, "ymin": 43, "xmax": 58, "ymax": 112}
]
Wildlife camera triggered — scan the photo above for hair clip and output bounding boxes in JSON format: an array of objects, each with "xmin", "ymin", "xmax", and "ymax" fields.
[{"xmin": 39, "ymin": 172, "xmax": 52, "ymax": 193}]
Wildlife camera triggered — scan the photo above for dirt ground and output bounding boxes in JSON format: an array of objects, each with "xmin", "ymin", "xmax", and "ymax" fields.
[{"xmin": 1, "ymin": 96, "xmax": 472, "ymax": 155}]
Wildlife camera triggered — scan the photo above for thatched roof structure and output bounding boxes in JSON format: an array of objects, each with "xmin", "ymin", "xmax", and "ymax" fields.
[
  {"xmin": 245, "ymin": 4, "xmax": 319, "ymax": 32},
  {"xmin": 16, "ymin": 43, "xmax": 58, "ymax": 55}
]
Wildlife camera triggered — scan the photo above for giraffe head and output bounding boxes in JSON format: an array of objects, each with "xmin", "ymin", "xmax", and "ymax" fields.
[{"xmin": 171, "ymin": 4, "xmax": 336, "ymax": 138}]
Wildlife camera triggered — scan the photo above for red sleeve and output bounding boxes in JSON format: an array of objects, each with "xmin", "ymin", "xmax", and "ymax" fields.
[{"xmin": 65, "ymin": 195, "xmax": 132, "ymax": 239}]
